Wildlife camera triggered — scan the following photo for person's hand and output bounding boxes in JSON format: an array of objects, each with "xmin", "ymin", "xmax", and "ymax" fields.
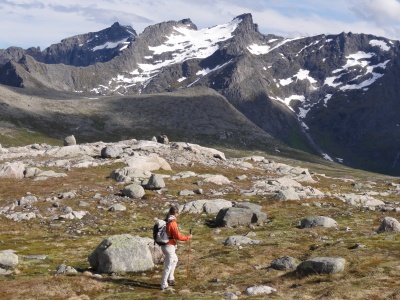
[{"xmin": 188, "ymin": 234, "xmax": 193, "ymax": 239}]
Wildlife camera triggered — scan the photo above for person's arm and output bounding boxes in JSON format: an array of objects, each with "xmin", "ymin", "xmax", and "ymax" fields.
[{"xmin": 169, "ymin": 221, "xmax": 191, "ymax": 241}]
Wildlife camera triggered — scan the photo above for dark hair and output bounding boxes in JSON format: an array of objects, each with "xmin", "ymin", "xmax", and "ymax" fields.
[{"xmin": 165, "ymin": 206, "xmax": 179, "ymax": 221}]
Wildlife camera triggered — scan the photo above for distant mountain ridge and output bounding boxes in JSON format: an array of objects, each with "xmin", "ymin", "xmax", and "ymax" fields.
[{"xmin": 1, "ymin": 13, "xmax": 400, "ymax": 175}]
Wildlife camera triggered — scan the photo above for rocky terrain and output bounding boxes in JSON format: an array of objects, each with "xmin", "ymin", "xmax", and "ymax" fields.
[
  {"xmin": 0, "ymin": 135, "xmax": 400, "ymax": 299},
  {"xmin": 1, "ymin": 14, "xmax": 400, "ymax": 175}
]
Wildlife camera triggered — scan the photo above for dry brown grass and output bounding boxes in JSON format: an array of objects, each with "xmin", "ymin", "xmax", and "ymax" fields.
[{"xmin": 0, "ymin": 155, "xmax": 400, "ymax": 299}]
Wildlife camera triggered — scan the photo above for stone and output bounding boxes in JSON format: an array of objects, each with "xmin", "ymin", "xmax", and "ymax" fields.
[
  {"xmin": 18, "ymin": 195, "xmax": 38, "ymax": 206},
  {"xmin": 179, "ymin": 189, "xmax": 195, "ymax": 196},
  {"xmin": 88, "ymin": 234, "xmax": 154, "ymax": 273},
  {"xmin": 55, "ymin": 264, "xmax": 76, "ymax": 274},
  {"xmin": 64, "ymin": 135, "xmax": 76, "ymax": 146},
  {"xmin": 125, "ymin": 155, "xmax": 171, "ymax": 171},
  {"xmin": 202, "ymin": 174, "xmax": 231, "ymax": 185},
  {"xmin": 0, "ymin": 162, "xmax": 25, "ymax": 179},
  {"xmin": 223, "ymin": 236, "xmax": 260, "ymax": 246},
  {"xmin": 24, "ymin": 167, "xmax": 42, "ymax": 178},
  {"xmin": 101, "ymin": 146, "xmax": 121, "ymax": 158},
  {"xmin": 274, "ymin": 188, "xmax": 300, "ymax": 201},
  {"xmin": 216, "ymin": 207, "xmax": 255, "ymax": 227},
  {"xmin": 271, "ymin": 256, "xmax": 298, "ymax": 270},
  {"xmin": 145, "ymin": 174, "xmax": 165, "ymax": 190},
  {"xmin": 300, "ymin": 216, "xmax": 338, "ymax": 228},
  {"xmin": 179, "ymin": 199, "xmax": 233, "ymax": 215},
  {"xmin": 244, "ymin": 286, "xmax": 276, "ymax": 296},
  {"xmin": 296, "ymin": 257, "xmax": 346, "ymax": 275},
  {"xmin": 157, "ymin": 135, "xmax": 169, "ymax": 144},
  {"xmin": 0, "ymin": 250, "xmax": 18, "ymax": 268},
  {"xmin": 377, "ymin": 217, "xmax": 400, "ymax": 233},
  {"xmin": 108, "ymin": 204, "xmax": 126, "ymax": 212},
  {"xmin": 110, "ymin": 167, "xmax": 152, "ymax": 182},
  {"xmin": 122, "ymin": 183, "xmax": 145, "ymax": 199}
]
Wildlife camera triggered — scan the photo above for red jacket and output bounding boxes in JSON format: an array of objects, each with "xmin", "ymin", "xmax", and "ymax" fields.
[{"xmin": 166, "ymin": 218, "xmax": 190, "ymax": 246}]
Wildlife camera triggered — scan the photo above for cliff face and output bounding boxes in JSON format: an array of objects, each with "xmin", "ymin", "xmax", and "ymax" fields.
[{"xmin": 1, "ymin": 14, "xmax": 400, "ymax": 174}]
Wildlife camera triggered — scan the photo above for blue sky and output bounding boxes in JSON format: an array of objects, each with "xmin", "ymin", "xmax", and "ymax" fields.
[{"xmin": 1, "ymin": 0, "xmax": 400, "ymax": 49}]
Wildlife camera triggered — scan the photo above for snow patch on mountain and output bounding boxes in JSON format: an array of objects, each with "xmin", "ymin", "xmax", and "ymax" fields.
[
  {"xmin": 279, "ymin": 69, "xmax": 317, "ymax": 86},
  {"xmin": 92, "ymin": 38, "xmax": 130, "ymax": 51},
  {"xmin": 248, "ymin": 37, "xmax": 304, "ymax": 55},
  {"xmin": 369, "ymin": 39, "xmax": 390, "ymax": 51},
  {"xmin": 196, "ymin": 60, "xmax": 233, "ymax": 76}
]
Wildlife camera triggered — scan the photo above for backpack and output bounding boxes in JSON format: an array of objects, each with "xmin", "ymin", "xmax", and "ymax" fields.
[{"xmin": 153, "ymin": 220, "xmax": 170, "ymax": 246}]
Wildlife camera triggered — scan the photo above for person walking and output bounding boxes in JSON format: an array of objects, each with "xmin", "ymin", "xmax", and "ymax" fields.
[{"xmin": 161, "ymin": 206, "xmax": 192, "ymax": 290}]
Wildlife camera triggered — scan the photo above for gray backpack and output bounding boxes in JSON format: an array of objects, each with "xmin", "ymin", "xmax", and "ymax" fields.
[{"xmin": 153, "ymin": 220, "xmax": 170, "ymax": 246}]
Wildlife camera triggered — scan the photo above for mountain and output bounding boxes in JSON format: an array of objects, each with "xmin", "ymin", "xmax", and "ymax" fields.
[
  {"xmin": 1, "ymin": 13, "xmax": 400, "ymax": 174},
  {"xmin": 0, "ymin": 22, "xmax": 136, "ymax": 68}
]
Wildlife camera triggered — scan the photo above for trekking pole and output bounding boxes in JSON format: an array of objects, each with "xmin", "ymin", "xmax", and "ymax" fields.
[{"xmin": 186, "ymin": 228, "xmax": 192, "ymax": 285}]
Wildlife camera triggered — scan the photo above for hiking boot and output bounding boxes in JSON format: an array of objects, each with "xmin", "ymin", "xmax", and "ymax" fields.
[{"xmin": 168, "ymin": 280, "xmax": 176, "ymax": 286}]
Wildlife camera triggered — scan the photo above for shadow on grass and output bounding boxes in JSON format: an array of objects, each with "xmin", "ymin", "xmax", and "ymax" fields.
[{"xmin": 99, "ymin": 277, "xmax": 161, "ymax": 290}]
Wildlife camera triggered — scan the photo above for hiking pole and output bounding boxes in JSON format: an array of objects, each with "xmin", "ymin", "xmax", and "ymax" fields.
[{"xmin": 186, "ymin": 228, "xmax": 192, "ymax": 285}]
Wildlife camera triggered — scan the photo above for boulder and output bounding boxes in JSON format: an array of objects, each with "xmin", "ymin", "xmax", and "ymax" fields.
[
  {"xmin": 234, "ymin": 202, "xmax": 268, "ymax": 223},
  {"xmin": 101, "ymin": 146, "xmax": 121, "ymax": 158},
  {"xmin": 145, "ymin": 174, "xmax": 165, "ymax": 190},
  {"xmin": 125, "ymin": 155, "xmax": 171, "ymax": 171},
  {"xmin": 202, "ymin": 174, "xmax": 231, "ymax": 185},
  {"xmin": 224, "ymin": 236, "xmax": 260, "ymax": 246},
  {"xmin": 296, "ymin": 257, "xmax": 346, "ymax": 275},
  {"xmin": 216, "ymin": 207, "xmax": 255, "ymax": 227},
  {"xmin": 0, "ymin": 250, "xmax": 18, "ymax": 268},
  {"xmin": 180, "ymin": 199, "xmax": 232, "ymax": 214},
  {"xmin": 157, "ymin": 135, "xmax": 169, "ymax": 144},
  {"xmin": 64, "ymin": 135, "xmax": 76, "ymax": 146},
  {"xmin": 24, "ymin": 167, "xmax": 42, "ymax": 178},
  {"xmin": 274, "ymin": 188, "xmax": 300, "ymax": 201},
  {"xmin": 377, "ymin": 217, "xmax": 400, "ymax": 233},
  {"xmin": 18, "ymin": 195, "xmax": 38, "ymax": 206},
  {"xmin": 108, "ymin": 204, "xmax": 126, "ymax": 212},
  {"xmin": 110, "ymin": 167, "xmax": 152, "ymax": 182},
  {"xmin": 300, "ymin": 216, "xmax": 338, "ymax": 228},
  {"xmin": 122, "ymin": 183, "xmax": 145, "ymax": 199},
  {"xmin": 0, "ymin": 162, "xmax": 25, "ymax": 179},
  {"xmin": 88, "ymin": 234, "xmax": 154, "ymax": 273},
  {"xmin": 244, "ymin": 286, "xmax": 276, "ymax": 296},
  {"xmin": 270, "ymin": 256, "xmax": 298, "ymax": 271}
]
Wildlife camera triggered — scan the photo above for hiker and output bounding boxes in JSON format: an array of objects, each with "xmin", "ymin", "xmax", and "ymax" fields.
[{"xmin": 161, "ymin": 206, "xmax": 192, "ymax": 290}]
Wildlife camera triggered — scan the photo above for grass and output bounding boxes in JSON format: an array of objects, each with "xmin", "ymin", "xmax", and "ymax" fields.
[{"xmin": 0, "ymin": 146, "xmax": 400, "ymax": 299}]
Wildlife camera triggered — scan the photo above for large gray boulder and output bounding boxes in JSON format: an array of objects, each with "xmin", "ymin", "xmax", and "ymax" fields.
[
  {"xmin": 122, "ymin": 183, "xmax": 145, "ymax": 199},
  {"xmin": 0, "ymin": 250, "xmax": 19, "ymax": 268},
  {"xmin": 234, "ymin": 202, "xmax": 268, "ymax": 223},
  {"xmin": 101, "ymin": 146, "xmax": 121, "ymax": 158},
  {"xmin": 64, "ymin": 135, "xmax": 76, "ymax": 146},
  {"xmin": 180, "ymin": 199, "xmax": 232, "ymax": 214},
  {"xmin": 274, "ymin": 188, "xmax": 301, "ymax": 201},
  {"xmin": 0, "ymin": 162, "xmax": 25, "ymax": 179},
  {"xmin": 300, "ymin": 216, "xmax": 338, "ymax": 228},
  {"xmin": 125, "ymin": 155, "xmax": 171, "ymax": 171},
  {"xmin": 110, "ymin": 167, "xmax": 152, "ymax": 182},
  {"xmin": 216, "ymin": 207, "xmax": 255, "ymax": 227},
  {"xmin": 377, "ymin": 217, "xmax": 400, "ymax": 233},
  {"xmin": 244, "ymin": 286, "xmax": 277, "ymax": 296},
  {"xmin": 224, "ymin": 236, "xmax": 260, "ymax": 246},
  {"xmin": 145, "ymin": 174, "xmax": 165, "ymax": 190},
  {"xmin": 270, "ymin": 256, "xmax": 299, "ymax": 271},
  {"xmin": 296, "ymin": 257, "xmax": 346, "ymax": 275},
  {"xmin": 88, "ymin": 234, "xmax": 154, "ymax": 273}
]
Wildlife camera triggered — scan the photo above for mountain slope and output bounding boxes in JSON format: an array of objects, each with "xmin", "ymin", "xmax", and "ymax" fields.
[{"xmin": 0, "ymin": 84, "xmax": 285, "ymax": 152}]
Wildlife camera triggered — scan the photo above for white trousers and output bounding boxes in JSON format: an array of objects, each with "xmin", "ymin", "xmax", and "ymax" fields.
[{"xmin": 161, "ymin": 244, "xmax": 178, "ymax": 289}]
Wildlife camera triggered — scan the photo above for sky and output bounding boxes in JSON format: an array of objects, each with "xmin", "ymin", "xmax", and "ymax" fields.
[{"xmin": 1, "ymin": 0, "xmax": 400, "ymax": 49}]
